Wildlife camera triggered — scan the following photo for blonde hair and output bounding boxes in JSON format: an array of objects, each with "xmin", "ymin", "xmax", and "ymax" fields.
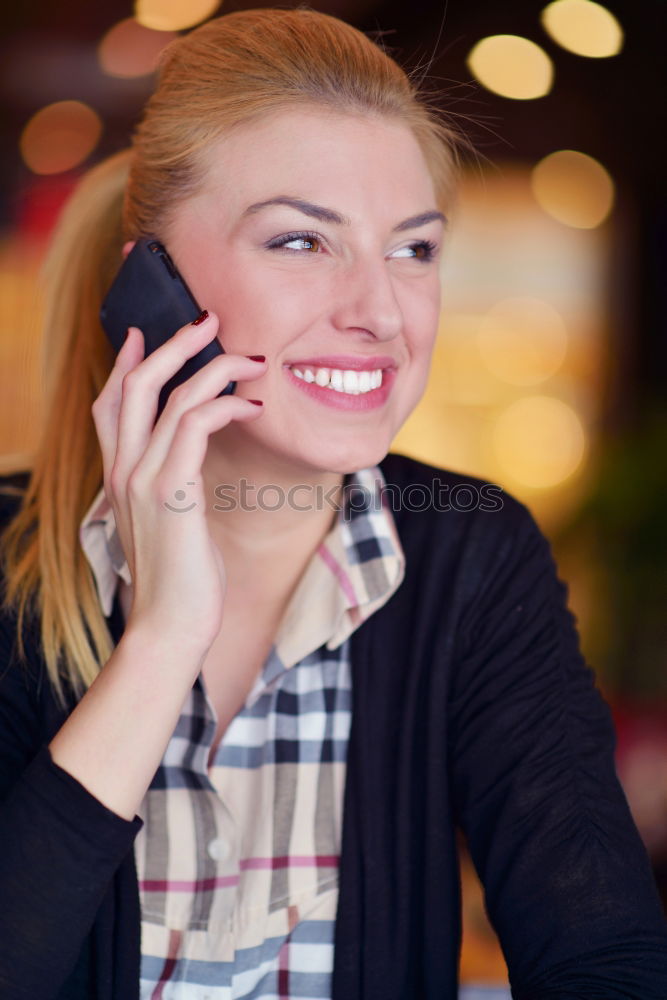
[{"xmin": 0, "ymin": 6, "xmax": 461, "ymax": 706}]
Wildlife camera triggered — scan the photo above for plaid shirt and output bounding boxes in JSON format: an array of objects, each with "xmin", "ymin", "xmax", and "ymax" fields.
[{"xmin": 79, "ymin": 466, "xmax": 405, "ymax": 999}]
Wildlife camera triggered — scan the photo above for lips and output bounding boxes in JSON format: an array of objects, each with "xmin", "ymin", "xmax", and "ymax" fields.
[
  {"xmin": 282, "ymin": 355, "xmax": 398, "ymax": 372},
  {"xmin": 283, "ymin": 363, "xmax": 396, "ymax": 411}
]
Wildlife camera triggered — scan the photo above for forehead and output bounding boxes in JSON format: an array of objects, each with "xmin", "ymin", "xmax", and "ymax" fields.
[{"xmin": 192, "ymin": 107, "xmax": 437, "ymax": 218}]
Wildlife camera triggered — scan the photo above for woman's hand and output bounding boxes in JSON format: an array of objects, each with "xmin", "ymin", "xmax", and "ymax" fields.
[
  {"xmin": 91, "ymin": 311, "xmax": 267, "ymax": 655},
  {"xmin": 49, "ymin": 313, "xmax": 266, "ymax": 820}
]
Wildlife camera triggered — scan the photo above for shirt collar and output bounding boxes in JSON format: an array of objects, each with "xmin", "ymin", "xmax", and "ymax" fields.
[
  {"xmin": 274, "ymin": 464, "xmax": 405, "ymax": 666},
  {"xmin": 79, "ymin": 489, "xmax": 132, "ymax": 617}
]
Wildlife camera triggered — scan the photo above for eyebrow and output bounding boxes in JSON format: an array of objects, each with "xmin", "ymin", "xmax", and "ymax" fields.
[{"xmin": 241, "ymin": 196, "xmax": 447, "ymax": 231}]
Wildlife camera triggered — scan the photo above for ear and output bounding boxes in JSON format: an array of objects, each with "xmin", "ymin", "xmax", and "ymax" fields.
[{"xmin": 122, "ymin": 240, "xmax": 137, "ymax": 260}]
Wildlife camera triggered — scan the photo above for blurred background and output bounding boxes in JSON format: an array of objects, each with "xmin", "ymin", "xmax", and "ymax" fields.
[{"xmin": 0, "ymin": 0, "xmax": 665, "ymax": 994}]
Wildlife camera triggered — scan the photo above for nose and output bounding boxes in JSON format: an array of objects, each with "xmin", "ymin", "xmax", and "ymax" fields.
[{"xmin": 329, "ymin": 254, "xmax": 403, "ymax": 343}]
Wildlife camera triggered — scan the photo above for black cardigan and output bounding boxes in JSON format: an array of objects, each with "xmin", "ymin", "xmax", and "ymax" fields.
[{"xmin": 1, "ymin": 453, "xmax": 666, "ymax": 1000}]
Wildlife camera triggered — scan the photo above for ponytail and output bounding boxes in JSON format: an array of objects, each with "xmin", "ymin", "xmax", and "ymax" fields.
[{"xmin": 0, "ymin": 149, "xmax": 132, "ymax": 706}]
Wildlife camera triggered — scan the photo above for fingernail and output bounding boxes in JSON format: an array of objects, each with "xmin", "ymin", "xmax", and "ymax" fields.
[
  {"xmin": 191, "ymin": 309, "xmax": 209, "ymax": 326},
  {"xmin": 246, "ymin": 355, "xmax": 266, "ymax": 362},
  {"xmin": 248, "ymin": 399, "xmax": 263, "ymax": 406}
]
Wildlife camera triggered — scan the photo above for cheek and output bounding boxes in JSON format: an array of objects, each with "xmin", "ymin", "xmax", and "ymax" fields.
[
  {"xmin": 211, "ymin": 263, "xmax": 327, "ymax": 353},
  {"xmin": 401, "ymin": 293, "xmax": 440, "ymax": 399},
  {"xmin": 409, "ymin": 291, "xmax": 440, "ymax": 360}
]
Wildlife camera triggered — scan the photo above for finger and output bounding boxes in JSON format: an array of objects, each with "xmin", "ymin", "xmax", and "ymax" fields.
[
  {"xmin": 91, "ymin": 326, "xmax": 146, "ymax": 496},
  {"xmin": 138, "ymin": 352, "xmax": 267, "ymax": 477},
  {"xmin": 153, "ymin": 396, "xmax": 264, "ymax": 514},
  {"xmin": 113, "ymin": 312, "xmax": 224, "ymax": 485}
]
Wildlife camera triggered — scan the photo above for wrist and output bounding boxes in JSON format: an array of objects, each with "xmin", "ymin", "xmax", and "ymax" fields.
[{"xmin": 119, "ymin": 617, "xmax": 211, "ymax": 675}]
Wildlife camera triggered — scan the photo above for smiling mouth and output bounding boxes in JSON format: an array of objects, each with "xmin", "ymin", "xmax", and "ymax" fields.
[{"xmin": 283, "ymin": 363, "xmax": 390, "ymax": 395}]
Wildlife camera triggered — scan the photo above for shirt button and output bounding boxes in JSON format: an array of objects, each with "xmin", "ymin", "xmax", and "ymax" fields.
[{"xmin": 207, "ymin": 838, "xmax": 230, "ymax": 861}]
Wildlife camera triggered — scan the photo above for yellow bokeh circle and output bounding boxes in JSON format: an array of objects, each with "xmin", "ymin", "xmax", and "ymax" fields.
[
  {"xmin": 477, "ymin": 297, "xmax": 568, "ymax": 385},
  {"xmin": 467, "ymin": 35, "xmax": 554, "ymax": 100},
  {"xmin": 531, "ymin": 149, "xmax": 615, "ymax": 229},
  {"xmin": 134, "ymin": 0, "xmax": 222, "ymax": 32},
  {"xmin": 492, "ymin": 395, "xmax": 586, "ymax": 488},
  {"xmin": 541, "ymin": 0, "xmax": 623, "ymax": 58}
]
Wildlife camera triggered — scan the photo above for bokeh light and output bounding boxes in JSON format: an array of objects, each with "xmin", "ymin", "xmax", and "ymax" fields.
[
  {"xmin": 134, "ymin": 0, "xmax": 222, "ymax": 32},
  {"xmin": 477, "ymin": 297, "xmax": 569, "ymax": 385},
  {"xmin": 541, "ymin": 0, "xmax": 623, "ymax": 58},
  {"xmin": 19, "ymin": 101, "xmax": 103, "ymax": 176},
  {"xmin": 98, "ymin": 18, "xmax": 176, "ymax": 78},
  {"xmin": 466, "ymin": 35, "xmax": 554, "ymax": 100},
  {"xmin": 492, "ymin": 395, "xmax": 586, "ymax": 488},
  {"xmin": 531, "ymin": 149, "xmax": 615, "ymax": 228}
]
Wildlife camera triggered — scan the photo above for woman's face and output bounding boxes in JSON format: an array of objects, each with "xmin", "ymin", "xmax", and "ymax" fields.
[{"xmin": 165, "ymin": 107, "xmax": 445, "ymax": 476}]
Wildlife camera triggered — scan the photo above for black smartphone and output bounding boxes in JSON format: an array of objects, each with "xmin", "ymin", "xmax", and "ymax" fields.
[{"xmin": 100, "ymin": 237, "xmax": 236, "ymax": 418}]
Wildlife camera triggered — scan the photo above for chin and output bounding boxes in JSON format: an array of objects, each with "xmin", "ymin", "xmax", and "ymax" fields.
[{"xmin": 302, "ymin": 438, "xmax": 392, "ymax": 476}]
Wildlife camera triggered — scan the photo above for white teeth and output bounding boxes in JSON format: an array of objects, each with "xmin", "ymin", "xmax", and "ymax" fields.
[
  {"xmin": 343, "ymin": 371, "xmax": 359, "ymax": 393},
  {"xmin": 289, "ymin": 365, "xmax": 385, "ymax": 395}
]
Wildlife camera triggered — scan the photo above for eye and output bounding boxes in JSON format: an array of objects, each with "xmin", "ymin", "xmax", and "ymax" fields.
[
  {"xmin": 392, "ymin": 240, "xmax": 439, "ymax": 263},
  {"xmin": 265, "ymin": 230, "xmax": 324, "ymax": 253}
]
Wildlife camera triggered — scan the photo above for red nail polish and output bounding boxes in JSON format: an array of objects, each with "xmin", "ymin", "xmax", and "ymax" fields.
[
  {"xmin": 248, "ymin": 399, "xmax": 263, "ymax": 406},
  {"xmin": 246, "ymin": 355, "xmax": 266, "ymax": 362},
  {"xmin": 191, "ymin": 309, "xmax": 209, "ymax": 326}
]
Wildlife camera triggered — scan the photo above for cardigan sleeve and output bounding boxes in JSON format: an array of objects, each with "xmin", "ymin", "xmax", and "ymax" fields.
[
  {"xmin": 0, "ymin": 603, "xmax": 143, "ymax": 999},
  {"xmin": 447, "ymin": 498, "xmax": 667, "ymax": 999}
]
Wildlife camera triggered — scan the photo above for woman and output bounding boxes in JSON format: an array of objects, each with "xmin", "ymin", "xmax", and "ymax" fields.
[{"xmin": 0, "ymin": 7, "xmax": 666, "ymax": 999}]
